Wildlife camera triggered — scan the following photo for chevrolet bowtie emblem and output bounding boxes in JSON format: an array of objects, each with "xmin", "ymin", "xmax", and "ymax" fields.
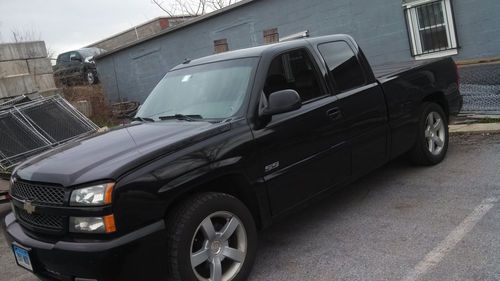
[{"xmin": 23, "ymin": 201, "xmax": 36, "ymax": 215}]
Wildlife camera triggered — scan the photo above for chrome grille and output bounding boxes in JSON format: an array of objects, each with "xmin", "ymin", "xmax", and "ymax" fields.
[
  {"xmin": 16, "ymin": 207, "xmax": 64, "ymax": 231},
  {"xmin": 11, "ymin": 181, "xmax": 65, "ymax": 206}
]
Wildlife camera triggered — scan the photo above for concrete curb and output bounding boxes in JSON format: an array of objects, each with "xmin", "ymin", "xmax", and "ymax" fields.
[{"xmin": 449, "ymin": 123, "xmax": 500, "ymax": 135}]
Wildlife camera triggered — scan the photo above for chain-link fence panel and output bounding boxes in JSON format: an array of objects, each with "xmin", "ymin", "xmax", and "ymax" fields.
[
  {"xmin": 459, "ymin": 63, "xmax": 500, "ymax": 85},
  {"xmin": 0, "ymin": 95, "xmax": 99, "ymax": 171},
  {"xmin": 14, "ymin": 97, "xmax": 97, "ymax": 143},
  {"xmin": 0, "ymin": 111, "xmax": 51, "ymax": 169},
  {"xmin": 459, "ymin": 63, "xmax": 500, "ymax": 113}
]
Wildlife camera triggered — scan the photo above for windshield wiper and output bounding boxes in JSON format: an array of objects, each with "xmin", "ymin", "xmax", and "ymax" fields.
[
  {"xmin": 132, "ymin": 116, "xmax": 155, "ymax": 122},
  {"xmin": 159, "ymin": 114, "xmax": 203, "ymax": 122}
]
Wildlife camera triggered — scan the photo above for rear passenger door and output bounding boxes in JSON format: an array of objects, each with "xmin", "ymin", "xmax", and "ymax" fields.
[
  {"xmin": 317, "ymin": 41, "xmax": 389, "ymax": 178},
  {"xmin": 253, "ymin": 48, "xmax": 351, "ymax": 216}
]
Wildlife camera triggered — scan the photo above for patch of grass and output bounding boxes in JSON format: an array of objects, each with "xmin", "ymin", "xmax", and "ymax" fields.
[
  {"xmin": 476, "ymin": 118, "xmax": 500, "ymax": 124},
  {"xmin": 91, "ymin": 115, "xmax": 123, "ymax": 128}
]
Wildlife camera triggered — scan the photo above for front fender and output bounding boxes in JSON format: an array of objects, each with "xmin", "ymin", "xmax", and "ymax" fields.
[
  {"xmin": 112, "ymin": 120, "xmax": 267, "ymax": 233},
  {"xmin": 158, "ymin": 157, "xmax": 243, "ymax": 193}
]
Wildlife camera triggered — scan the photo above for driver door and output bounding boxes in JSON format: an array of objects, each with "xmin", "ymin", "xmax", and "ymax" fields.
[{"xmin": 252, "ymin": 48, "xmax": 351, "ymax": 216}]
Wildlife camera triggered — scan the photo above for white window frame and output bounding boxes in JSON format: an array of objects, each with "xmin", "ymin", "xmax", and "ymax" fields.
[{"xmin": 404, "ymin": 0, "xmax": 458, "ymax": 60}]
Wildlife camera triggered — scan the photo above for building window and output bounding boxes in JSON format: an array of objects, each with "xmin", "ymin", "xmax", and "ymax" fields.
[
  {"xmin": 404, "ymin": 0, "xmax": 458, "ymax": 59},
  {"xmin": 263, "ymin": 28, "xmax": 279, "ymax": 44},
  {"xmin": 214, "ymin": 39, "xmax": 229, "ymax": 53}
]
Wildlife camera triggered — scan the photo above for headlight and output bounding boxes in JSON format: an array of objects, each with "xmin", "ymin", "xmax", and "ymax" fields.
[
  {"xmin": 69, "ymin": 215, "xmax": 116, "ymax": 233},
  {"xmin": 70, "ymin": 183, "xmax": 114, "ymax": 206}
]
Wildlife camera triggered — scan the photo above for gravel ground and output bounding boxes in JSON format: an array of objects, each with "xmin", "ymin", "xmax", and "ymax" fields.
[{"xmin": 1, "ymin": 134, "xmax": 500, "ymax": 281}]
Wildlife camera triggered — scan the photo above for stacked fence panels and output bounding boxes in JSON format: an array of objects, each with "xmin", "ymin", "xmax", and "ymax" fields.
[{"xmin": 0, "ymin": 95, "xmax": 99, "ymax": 171}]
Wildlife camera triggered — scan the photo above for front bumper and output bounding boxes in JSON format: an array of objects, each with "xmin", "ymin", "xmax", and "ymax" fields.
[{"xmin": 2, "ymin": 212, "xmax": 168, "ymax": 281}]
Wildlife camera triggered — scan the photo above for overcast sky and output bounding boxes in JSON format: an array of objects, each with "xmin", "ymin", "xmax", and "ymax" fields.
[{"xmin": 0, "ymin": 0, "xmax": 168, "ymax": 57}]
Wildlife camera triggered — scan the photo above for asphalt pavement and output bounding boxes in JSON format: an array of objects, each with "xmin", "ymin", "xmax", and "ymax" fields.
[{"xmin": 1, "ymin": 133, "xmax": 499, "ymax": 281}]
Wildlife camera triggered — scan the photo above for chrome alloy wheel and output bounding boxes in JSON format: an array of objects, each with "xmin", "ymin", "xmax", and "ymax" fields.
[
  {"xmin": 425, "ymin": 111, "xmax": 446, "ymax": 155},
  {"xmin": 190, "ymin": 211, "xmax": 247, "ymax": 281}
]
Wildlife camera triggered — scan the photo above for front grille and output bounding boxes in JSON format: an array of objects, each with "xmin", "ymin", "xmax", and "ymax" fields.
[
  {"xmin": 11, "ymin": 180, "xmax": 66, "ymax": 206},
  {"xmin": 16, "ymin": 207, "xmax": 65, "ymax": 231}
]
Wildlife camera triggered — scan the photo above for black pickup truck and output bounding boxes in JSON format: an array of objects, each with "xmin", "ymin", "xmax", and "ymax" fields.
[
  {"xmin": 53, "ymin": 48, "xmax": 104, "ymax": 85},
  {"xmin": 2, "ymin": 35, "xmax": 461, "ymax": 281}
]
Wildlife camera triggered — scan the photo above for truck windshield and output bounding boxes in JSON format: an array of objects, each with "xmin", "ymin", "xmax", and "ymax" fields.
[{"xmin": 136, "ymin": 57, "xmax": 258, "ymax": 121}]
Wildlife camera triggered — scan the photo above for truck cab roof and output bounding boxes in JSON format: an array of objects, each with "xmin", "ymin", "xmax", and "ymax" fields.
[{"xmin": 171, "ymin": 34, "xmax": 357, "ymax": 71}]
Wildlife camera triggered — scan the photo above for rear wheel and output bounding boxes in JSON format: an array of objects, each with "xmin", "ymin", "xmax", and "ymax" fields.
[
  {"xmin": 409, "ymin": 102, "xmax": 449, "ymax": 165},
  {"xmin": 166, "ymin": 192, "xmax": 257, "ymax": 281}
]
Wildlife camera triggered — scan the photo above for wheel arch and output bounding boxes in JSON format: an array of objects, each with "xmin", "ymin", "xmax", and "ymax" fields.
[
  {"xmin": 423, "ymin": 91, "xmax": 449, "ymax": 120},
  {"xmin": 166, "ymin": 172, "xmax": 267, "ymax": 230}
]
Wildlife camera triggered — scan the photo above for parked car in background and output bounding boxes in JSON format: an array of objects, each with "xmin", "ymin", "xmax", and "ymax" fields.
[
  {"xmin": 3, "ymin": 34, "xmax": 461, "ymax": 281},
  {"xmin": 53, "ymin": 47, "xmax": 105, "ymax": 85}
]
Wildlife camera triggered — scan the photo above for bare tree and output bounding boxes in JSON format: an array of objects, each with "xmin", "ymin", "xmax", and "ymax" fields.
[
  {"xmin": 10, "ymin": 27, "xmax": 42, "ymax": 43},
  {"xmin": 7, "ymin": 28, "xmax": 55, "ymax": 59},
  {"xmin": 152, "ymin": 0, "xmax": 240, "ymax": 16},
  {"xmin": 207, "ymin": 0, "xmax": 238, "ymax": 10}
]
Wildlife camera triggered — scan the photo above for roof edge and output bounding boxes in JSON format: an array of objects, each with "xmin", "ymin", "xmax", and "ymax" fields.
[
  {"xmin": 95, "ymin": 0, "xmax": 257, "ymax": 60},
  {"xmin": 85, "ymin": 15, "xmax": 196, "ymax": 49}
]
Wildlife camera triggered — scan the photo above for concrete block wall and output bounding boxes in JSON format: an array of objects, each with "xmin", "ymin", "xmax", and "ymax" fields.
[
  {"xmin": 0, "ymin": 41, "xmax": 47, "ymax": 61},
  {"xmin": 96, "ymin": 0, "xmax": 500, "ymax": 104},
  {"xmin": 0, "ymin": 41, "xmax": 57, "ymax": 99}
]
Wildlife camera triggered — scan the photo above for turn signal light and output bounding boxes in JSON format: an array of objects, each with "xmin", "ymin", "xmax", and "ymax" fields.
[{"xmin": 104, "ymin": 214, "xmax": 116, "ymax": 233}]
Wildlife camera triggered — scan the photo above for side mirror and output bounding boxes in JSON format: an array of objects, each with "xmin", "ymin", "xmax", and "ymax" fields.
[{"xmin": 260, "ymin": 89, "xmax": 301, "ymax": 116}]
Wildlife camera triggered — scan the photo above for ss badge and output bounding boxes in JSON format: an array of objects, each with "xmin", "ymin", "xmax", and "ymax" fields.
[{"xmin": 265, "ymin": 161, "xmax": 280, "ymax": 173}]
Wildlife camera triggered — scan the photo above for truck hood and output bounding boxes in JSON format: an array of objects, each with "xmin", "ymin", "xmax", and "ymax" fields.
[{"xmin": 15, "ymin": 121, "xmax": 230, "ymax": 187}]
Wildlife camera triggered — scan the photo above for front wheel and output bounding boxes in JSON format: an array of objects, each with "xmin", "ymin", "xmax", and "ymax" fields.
[
  {"xmin": 409, "ymin": 102, "xmax": 449, "ymax": 166},
  {"xmin": 166, "ymin": 192, "xmax": 257, "ymax": 281}
]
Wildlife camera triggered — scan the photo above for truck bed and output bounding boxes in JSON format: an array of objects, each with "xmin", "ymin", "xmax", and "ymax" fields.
[{"xmin": 372, "ymin": 60, "xmax": 438, "ymax": 78}]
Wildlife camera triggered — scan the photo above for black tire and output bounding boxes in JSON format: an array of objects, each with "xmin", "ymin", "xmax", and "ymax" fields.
[
  {"xmin": 408, "ymin": 102, "xmax": 449, "ymax": 166},
  {"xmin": 166, "ymin": 192, "xmax": 257, "ymax": 281}
]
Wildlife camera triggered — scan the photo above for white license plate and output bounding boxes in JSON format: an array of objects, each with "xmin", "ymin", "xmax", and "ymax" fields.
[{"xmin": 12, "ymin": 244, "xmax": 33, "ymax": 271}]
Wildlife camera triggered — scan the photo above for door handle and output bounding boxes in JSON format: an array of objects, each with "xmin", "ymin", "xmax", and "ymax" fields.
[{"xmin": 326, "ymin": 107, "xmax": 343, "ymax": 121}]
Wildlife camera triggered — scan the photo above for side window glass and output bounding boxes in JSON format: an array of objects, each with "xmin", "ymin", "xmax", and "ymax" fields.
[
  {"xmin": 318, "ymin": 41, "xmax": 366, "ymax": 92},
  {"xmin": 69, "ymin": 52, "xmax": 81, "ymax": 62},
  {"xmin": 57, "ymin": 53, "xmax": 70, "ymax": 64},
  {"xmin": 263, "ymin": 49, "xmax": 324, "ymax": 103}
]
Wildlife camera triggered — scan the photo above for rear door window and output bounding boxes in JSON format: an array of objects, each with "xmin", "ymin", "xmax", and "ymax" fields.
[{"xmin": 318, "ymin": 41, "xmax": 366, "ymax": 93}]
